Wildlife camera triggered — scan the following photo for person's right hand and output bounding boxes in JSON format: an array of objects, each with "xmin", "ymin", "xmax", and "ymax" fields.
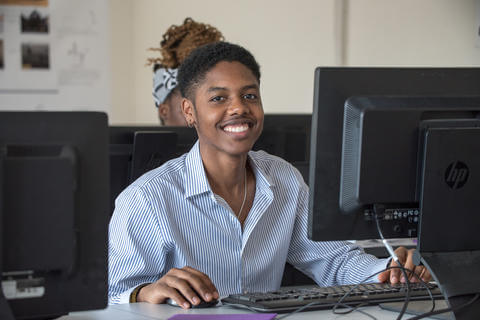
[{"xmin": 136, "ymin": 266, "xmax": 219, "ymax": 309}]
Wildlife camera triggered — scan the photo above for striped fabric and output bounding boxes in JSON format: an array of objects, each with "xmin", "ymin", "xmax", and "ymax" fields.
[{"xmin": 108, "ymin": 141, "xmax": 388, "ymax": 304}]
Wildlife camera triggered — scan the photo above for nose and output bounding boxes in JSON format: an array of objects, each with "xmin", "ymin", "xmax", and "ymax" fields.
[{"xmin": 228, "ymin": 96, "xmax": 250, "ymax": 115}]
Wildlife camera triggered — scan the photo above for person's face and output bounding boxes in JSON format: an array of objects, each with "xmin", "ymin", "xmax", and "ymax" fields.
[
  {"xmin": 158, "ymin": 89, "xmax": 188, "ymax": 126},
  {"xmin": 182, "ymin": 61, "xmax": 264, "ymax": 157}
]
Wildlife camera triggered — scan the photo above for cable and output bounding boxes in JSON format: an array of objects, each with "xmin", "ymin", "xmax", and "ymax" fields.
[
  {"xmin": 373, "ymin": 204, "xmax": 411, "ymax": 320},
  {"xmin": 328, "ymin": 303, "xmax": 378, "ymax": 320},
  {"xmin": 236, "ymin": 266, "xmax": 435, "ymax": 320},
  {"xmin": 274, "ymin": 301, "xmax": 325, "ymax": 319},
  {"xmin": 238, "ymin": 203, "xmax": 438, "ymax": 320},
  {"xmin": 276, "ymin": 300, "xmax": 377, "ymax": 320},
  {"xmin": 370, "ymin": 204, "xmax": 478, "ymax": 320},
  {"xmin": 331, "ymin": 266, "xmax": 434, "ymax": 320}
]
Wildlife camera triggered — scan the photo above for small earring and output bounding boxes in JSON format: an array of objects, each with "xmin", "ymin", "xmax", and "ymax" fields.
[{"xmin": 187, "ymin": 121, "xmax": 194, "ymax": 128}]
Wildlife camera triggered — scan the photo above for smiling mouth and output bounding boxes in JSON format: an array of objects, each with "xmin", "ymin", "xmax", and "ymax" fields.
[{"xmin": 223, "ymin": 123, "xmax": 250, "ymax": 133}]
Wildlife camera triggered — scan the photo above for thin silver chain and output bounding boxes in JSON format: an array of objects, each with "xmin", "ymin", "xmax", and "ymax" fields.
[{"xmin": 237, "ymin": 168, "xmax": 248, "ymax": 221}]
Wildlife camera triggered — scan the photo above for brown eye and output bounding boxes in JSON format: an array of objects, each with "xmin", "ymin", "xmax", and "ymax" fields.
[{"xmin": 210, "ymin": 96, "xmax": 225, "ymax": 102}]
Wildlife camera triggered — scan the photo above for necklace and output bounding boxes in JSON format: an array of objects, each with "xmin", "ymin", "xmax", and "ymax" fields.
[{"xmin": 237, "ymin": 168, "xmax": 248, "ymax": 221}]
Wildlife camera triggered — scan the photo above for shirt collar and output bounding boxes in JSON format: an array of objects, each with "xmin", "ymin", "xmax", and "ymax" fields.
[
  {"xmin": 247, "ymin": 150, "xmax": 275, "ymax": 190},
  {"xmin": 184, "ymin": 141, "xmax": 211, "ymax": 198},
  {"xmin": 183, "ymin": 141, "xmax": 276, "ymax": 199}
]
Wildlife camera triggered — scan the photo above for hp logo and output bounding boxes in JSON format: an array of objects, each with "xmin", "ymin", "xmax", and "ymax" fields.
[{"xmin": 445, "ymin": 161, "xmax": 469, "ymax": 189}]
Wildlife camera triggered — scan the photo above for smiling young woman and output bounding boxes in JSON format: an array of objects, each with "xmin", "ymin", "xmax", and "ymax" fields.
[
  {"xmin": 180, "ymin": 60, "xmax": 264, "ymax": 222},
  {"xmin": 108, "ymin": 41, "xmax": 430, "ymax": 309},
  {"xmin": 183, "ymin": 61, "xmax": 264, "ymax": 159}
]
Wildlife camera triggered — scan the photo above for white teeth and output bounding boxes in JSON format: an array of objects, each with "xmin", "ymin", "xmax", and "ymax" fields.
[{"xmin": 224, "ymin": 124, "xmax": 249, "ymax": 133}]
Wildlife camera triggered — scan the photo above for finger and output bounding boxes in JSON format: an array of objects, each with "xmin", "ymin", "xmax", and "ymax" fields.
[
  {"xmin": 409, "ymin": 265, "xmax": 422, "ymax": 283},
  {"xmin": 164, "ymin": 274, "xmax": 202, "ymax": 306},
  {"xmin": 389, "ymin": 259, "xmax": 401, "ymax": 284},
  {"xmin": 137, "ymin": 282, "xmax": 188, "ymax": 306},
  {"xmin": 423, "ymin": 267, "xmax": 432, "ymax": 282},
  {"xmin": 416, "ymin": 266, "xmax": 432, "ymax": 283},
  {"xmin": 163, "ymin": 286, "xmax": 191, "ymax": 309},
  {"xmin": 401, "ymin": 249, "xmax": 415, "ymax": 283},
  {"xmin": 377, "ymin": 269, "xmax": 390, "ymax": 283},
  {"xmin": 168, "ymin": 267, "xmax": 216, "ymax": 303},
  {"xmin": 180, "ymin": 266, "xmax": 219, "ymax": 301},
  {"xmin": 391, "ymin": 247, "xmax": 407, "ymax": 284}
]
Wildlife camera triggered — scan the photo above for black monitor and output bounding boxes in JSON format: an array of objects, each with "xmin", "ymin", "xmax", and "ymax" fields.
[
  {"xmin": 109, "ymin": 126, "xmax": 198, "ymax": 215},
  {"xmin": 0, "ymin": 112, "xmax": 109, "ymax": 319},
  {"xmin": 308, "ymin": 67, "xmax": 480, "ymax": 318},
  {"xmin": 129, "ymin": 131, "xmax": 178, "ymax": 182},
  {"xmin": 255, "ymin": 114, "xmax": 311, "ymax": 183},
  {"xmin": 308, "ymin": 67, "xmax": 480, "ymax": 241}
]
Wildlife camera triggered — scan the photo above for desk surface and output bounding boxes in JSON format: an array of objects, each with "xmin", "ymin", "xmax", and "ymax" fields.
[{"xmin": 58, "ymin": 301, "xmax": 441, "ymax": 320}]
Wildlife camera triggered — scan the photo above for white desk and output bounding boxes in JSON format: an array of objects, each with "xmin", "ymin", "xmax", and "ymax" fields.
[{"xmin": 58, "ymin": 301, "xmax": 442, "ymax": 320}]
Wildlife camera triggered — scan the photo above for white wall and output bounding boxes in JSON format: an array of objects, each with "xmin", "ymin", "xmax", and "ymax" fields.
[
  {"xmin": 109, "ymin": 0, "xmax": 480, "ymax": 125},
  {"xmin": 346, "ymin": 0, "xmax": 480, "ymax": 66},
  {"xmin": 109, "ymin": 0, "xmax": 134, "ymax": 123}
]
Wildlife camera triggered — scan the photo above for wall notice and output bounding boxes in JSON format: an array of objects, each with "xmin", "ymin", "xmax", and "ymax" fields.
[{"xmin": 0, "ymin": 0, "xmax": 109, "ymax": 112}]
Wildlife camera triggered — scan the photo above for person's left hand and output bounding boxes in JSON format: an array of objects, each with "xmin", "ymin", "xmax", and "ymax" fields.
[{"xmin": 378, "ymin": 247, "xmax": 432, "ymax": 284}]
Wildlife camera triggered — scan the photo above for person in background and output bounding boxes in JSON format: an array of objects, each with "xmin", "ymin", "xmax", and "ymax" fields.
[{"xmin": 146, "ymin": 17, "xmax": 224, "ymax": 126}]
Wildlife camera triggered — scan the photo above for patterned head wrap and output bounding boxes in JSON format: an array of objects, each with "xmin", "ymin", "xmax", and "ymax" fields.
[{"xmin": 153, "ymin": 67, "xmax": 178, "ymax": 107}]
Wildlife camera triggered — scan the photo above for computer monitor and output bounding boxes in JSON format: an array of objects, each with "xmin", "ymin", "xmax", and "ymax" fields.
[
  {"xmin": 109, "ymin": 126, "xmax": 198, "ymax": 215},
  {"xmin": 255, "ymin": 114, "xmax": 311, "ymax": 183},
  {"xmin": 109, "ymin": 126, "xmax": 197, "ymax": 186},
  {"xmin": 129, "ymin": 131, "xmax": 178, "ymax": 182},
  {"xmin": 0, "ymin": 112, "xmax": 109, "ymax": 319},
  {"xmin": 308, "ymin": 67, "xmax": 480, "ymax": 241},
  {"xmin": 308, "ymin": 67, "xmax": 480, "ymax": 318}
]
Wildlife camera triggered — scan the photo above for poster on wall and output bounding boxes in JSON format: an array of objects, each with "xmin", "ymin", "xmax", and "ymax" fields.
[
  {"xmin": 0, "ymin": 0, "xmax": 109, "ymax": 113},
  {"xmin": 477, "ymin": 0, "xmax": 480, "ymax": 48}
]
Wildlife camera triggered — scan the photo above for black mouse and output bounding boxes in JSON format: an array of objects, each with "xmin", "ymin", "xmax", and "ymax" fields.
[{"xmin": 166, "ymin": 297, "xmax": 218, "ymax": 308}]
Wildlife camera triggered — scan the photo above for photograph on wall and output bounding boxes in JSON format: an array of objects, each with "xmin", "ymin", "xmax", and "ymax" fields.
[
  {"xmin": 21, "ymin": 42, "xmax": 49, "ymax": 69},
  {"xmin": 0, "ymin": 39, "xmax": 4, "ymax": 68},
  {"xmin": 0, "ymin": 0, "xmax": 108, "ymax": 112},
  {"xmin": 477, "ymin": 3, "xmax": 480, "ymax": 48},
  {"xmin": 0, "ymin": 0, "xmax": 48, "ymax": 6},
  {"xmin": 21, "ymin": 9, "xmax": 48, "ymax": 33}
]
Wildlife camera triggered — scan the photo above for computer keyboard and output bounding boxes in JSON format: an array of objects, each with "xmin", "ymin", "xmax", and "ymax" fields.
[{"xmin": 222, "ymin": 282, "xmax": 443, "ymax": 313}]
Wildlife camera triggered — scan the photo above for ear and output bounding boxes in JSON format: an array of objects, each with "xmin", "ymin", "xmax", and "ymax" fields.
[
  {"xmin": 158, "ymin": 103, "xmax": 169, "ymax": 122},
  {"xmin": 181, "ymin": 98, "xmax": 196, "ymax": 127}
]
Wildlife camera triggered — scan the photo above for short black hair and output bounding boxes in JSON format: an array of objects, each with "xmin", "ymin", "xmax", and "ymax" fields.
[{"xmin": 177, "ymin": 42, "xmax": 261, "ymax": 100}]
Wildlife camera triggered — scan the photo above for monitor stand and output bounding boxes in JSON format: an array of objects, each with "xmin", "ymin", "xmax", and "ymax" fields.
[
  {"xmin": 417, "ymin": 124, "xmax": 480, "ymax": 319},
  {"xmin": 419, "ymin": 252, "xmax": 480, "ymax": 319}
]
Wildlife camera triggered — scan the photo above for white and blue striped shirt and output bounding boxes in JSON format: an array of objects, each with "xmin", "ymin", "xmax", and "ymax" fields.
[{"xmin": 108, "ymin": 141, "xmax": 388, "ymax": 304}]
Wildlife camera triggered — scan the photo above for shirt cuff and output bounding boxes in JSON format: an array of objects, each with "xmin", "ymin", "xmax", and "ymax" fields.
[
  {"xmin": 365, "ymin": 257, "xmax": 390, "ymax": 283},
  {"xmin": 118, "ymin": 286, "xmax": 138, "ymax": 304}
]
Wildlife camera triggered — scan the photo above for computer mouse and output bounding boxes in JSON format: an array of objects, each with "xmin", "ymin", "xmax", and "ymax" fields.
[{"xmin": 166, "ymin": 297, "xmax": 219, "ymax": 308}]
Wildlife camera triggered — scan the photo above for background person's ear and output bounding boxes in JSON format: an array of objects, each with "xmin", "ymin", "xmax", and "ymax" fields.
[{"xmin": 158, "ymin": 103, "xmax": 169, "ymax": 123}]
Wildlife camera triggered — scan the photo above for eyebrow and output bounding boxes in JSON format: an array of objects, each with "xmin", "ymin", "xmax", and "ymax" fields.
[{"xmin": 207, "ymin": 84, "xmax": 259, "ymax": 93}]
